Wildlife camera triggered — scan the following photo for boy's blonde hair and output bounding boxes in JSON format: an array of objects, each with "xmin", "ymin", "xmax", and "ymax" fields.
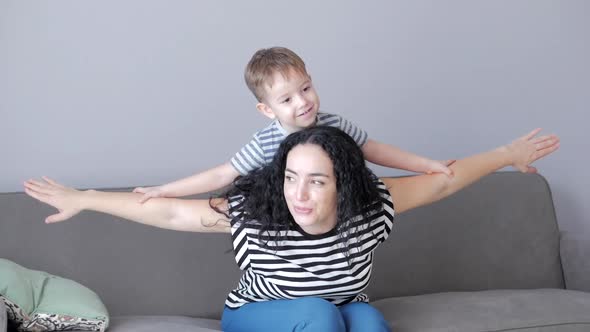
[{"xmin": 245, "ymin": 47, "xmax": 308, "ymax": 102}]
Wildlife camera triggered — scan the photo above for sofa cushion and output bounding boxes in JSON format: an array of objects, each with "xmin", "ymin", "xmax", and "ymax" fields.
[
  {"xmin": 0, "ymin": 259, "xmax": 109, "ymax": 332},
  {"xmin": 372, "ymin": 289, "xmax": 590, "ymax": 332},
  {"xmin": 107, "ymin": 316, "xmax": 222, "ymax": 332}
]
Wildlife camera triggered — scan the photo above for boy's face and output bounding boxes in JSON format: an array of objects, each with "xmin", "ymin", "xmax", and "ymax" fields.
[{"xmin": 257, "ymin": 69, "xmax": 320, "ymax": 133}]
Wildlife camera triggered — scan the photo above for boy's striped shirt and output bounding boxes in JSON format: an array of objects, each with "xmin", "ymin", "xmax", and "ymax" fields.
[
  {"xmin": 230, "ymin": 112, "xmax": 368, "ymax": 175},
  {"xmin": 224, "ymin": 179, "xmax": 394, "ymax": 309}
]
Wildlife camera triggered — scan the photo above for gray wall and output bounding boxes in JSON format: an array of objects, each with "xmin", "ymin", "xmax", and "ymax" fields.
[{"xmin": 1, "ymin": 1, "xmax": 588, "ymax": 232}]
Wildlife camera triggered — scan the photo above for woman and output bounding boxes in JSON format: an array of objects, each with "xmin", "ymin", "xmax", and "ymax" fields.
[{"xmin": 24, "ymin": 126, "xmax": 559, "ymax": 332}]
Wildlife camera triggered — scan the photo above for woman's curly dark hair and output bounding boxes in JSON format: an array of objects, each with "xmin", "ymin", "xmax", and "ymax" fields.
[{"xmin": 213, "ymin": 126, "xmax": 382, "ymax": 251}]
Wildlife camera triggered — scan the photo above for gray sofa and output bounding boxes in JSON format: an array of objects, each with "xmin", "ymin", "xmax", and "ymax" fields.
[{"xmin": 2, "ymin": 172, "xmax": 590, "ymax": 331}]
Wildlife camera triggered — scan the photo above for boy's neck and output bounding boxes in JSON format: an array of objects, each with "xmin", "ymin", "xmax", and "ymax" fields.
[{"xmin": 276, "ymin": 117, "xmax": 319, "ymax": 135}]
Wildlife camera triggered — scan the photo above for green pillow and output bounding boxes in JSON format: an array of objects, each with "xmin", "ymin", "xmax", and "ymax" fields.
[{"xmin": 0, "ymin": 258, "xmax": 109, "ymax": 332}]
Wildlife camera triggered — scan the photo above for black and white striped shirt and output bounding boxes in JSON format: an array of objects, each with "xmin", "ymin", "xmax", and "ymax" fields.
[
  {"xmin": 224, "ymin": 180, "xmax": 394, "ymax": 309},
  {"xmin": 230, "ymin": 112, "xmax": 368, "ymax": 175}
]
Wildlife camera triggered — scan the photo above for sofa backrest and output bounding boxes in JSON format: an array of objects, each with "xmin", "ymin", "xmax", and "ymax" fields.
[
  {"xmin": 0, "ymin": 172, "xmax": 564, "ymax": 319},
  {"xmin": 365, "ymin": 172, "xmax": 564, "ymax": 301}
]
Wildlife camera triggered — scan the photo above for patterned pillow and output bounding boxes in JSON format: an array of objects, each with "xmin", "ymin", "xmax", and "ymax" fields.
[
  {"xmin": 0, "ymin": 299, "xmax": 6, "ymax": 332},
  {"xmin": 0, "ymin": 259, "xmax": 109, "ymax": 332}
]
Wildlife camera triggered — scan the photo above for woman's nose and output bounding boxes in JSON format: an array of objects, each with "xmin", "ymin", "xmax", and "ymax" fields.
[{"xmin": 296, "ymin": 182, "xmax": 309, "ymax": 201}]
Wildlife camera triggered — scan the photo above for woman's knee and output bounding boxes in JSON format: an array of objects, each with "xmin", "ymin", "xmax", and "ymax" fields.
[
  {"xmin": 292, "ymin": 297, "xmax": 345, "ymax": 331},
  {"xmin": 340, "ymin": 302, "xmax": 390, "ymax": 332},
  {"xmin": 222, "ymin": 298, "xmax": 346, "ymax": 332}
]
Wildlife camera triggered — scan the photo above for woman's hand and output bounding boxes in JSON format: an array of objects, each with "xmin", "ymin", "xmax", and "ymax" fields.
[
  {"xmin": 504, "ymin": 128, "xmax": 560, "ymax": 173},
  {"xmin": 24, "ymin": 177, "xmax": 84, "ymax": 223}
]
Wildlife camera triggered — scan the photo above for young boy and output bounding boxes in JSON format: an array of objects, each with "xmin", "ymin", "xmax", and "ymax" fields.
[{"xmin": 134, "ymin": 47, "xmax": 451, "ymax": 202}]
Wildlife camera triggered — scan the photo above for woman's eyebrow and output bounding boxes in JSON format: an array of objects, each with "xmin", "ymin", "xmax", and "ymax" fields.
[{"xmin": 285, "ymin": 168, "xmax": 329, "ymax": 177}]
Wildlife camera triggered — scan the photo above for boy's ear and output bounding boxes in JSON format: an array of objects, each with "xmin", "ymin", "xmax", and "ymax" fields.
[{"xmin": 256, "ymin": 103, "xmax": 276, "ymax": 120}]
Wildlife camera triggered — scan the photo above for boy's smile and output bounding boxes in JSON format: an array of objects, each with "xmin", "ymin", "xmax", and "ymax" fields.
[{"xmin": 256, "ymin": 68, "xmax": 320, "ymax": 133}]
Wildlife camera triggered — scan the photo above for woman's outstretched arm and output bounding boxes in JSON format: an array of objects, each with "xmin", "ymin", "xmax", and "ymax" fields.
[
  {"xmin": 24, "ymin": 177, "xmax": 230, "ymax": 233},
  {"xmin": 383, "ymin": 128, "xmax": 560, "ymax": 214}
]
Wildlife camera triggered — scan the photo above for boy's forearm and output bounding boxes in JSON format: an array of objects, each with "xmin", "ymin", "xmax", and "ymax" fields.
[
  {"xmin": 362, "ymin": 139, "xmax": 433, "ymax": 172},
  {"xmin": 162, "ymin": 162, "xmax": 240, "ymax": 197}
]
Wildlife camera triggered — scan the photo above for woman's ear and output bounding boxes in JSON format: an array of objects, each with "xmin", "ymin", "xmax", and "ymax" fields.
[{"xmin": 256, "ymin": 103, "xmax": 276, "ymax": 120}]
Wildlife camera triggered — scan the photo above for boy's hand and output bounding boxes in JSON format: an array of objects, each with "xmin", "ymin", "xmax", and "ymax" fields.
[
  {"xmin": 425, "ymin": 160, "xmax": 455, "ymax": 177},
  {"xmin": 133, "ymin": 186, "xmax": 167, "ymax": 204}
]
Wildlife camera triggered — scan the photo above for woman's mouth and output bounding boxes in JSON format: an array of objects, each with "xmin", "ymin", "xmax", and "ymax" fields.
[{"xmin": 294, "ymin": 206, "xmax": 312, "ymax": 214}]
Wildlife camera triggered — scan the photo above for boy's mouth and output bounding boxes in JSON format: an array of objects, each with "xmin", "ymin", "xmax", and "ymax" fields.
[{"xmin": 297, "ymin": 107, "xmax": 314, "ymax": 117}]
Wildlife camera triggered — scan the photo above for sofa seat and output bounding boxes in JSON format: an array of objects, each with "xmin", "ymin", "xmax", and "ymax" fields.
[
  {"xmin": 107, "ymin": 316, "xmax": 222, "ymax": 332},
  {"xmin": 372, "ymin": 288, "xmax": 590, "ymax": 332}
]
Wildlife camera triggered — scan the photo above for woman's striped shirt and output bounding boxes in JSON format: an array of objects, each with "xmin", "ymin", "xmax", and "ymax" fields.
[{"xmin": 224, "ymin": 179, "xmax": 395, "ymax": 309}]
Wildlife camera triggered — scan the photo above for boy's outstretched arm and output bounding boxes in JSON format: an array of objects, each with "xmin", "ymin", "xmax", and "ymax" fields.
[
  {"xmin": 134, "ymin": 162, "xmax": 240, "ymax": 203},
  {"xmin": 362, "ymin": 139, "xmax": 453, "ymax": 176}
]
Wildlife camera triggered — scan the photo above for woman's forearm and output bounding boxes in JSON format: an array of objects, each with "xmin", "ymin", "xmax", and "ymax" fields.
[
  {"xmin": 439, "ymin": 146, "xmax": 511, "ymax": 198},
  {"xmin": 81, "ymin": 190, "xmax": 229, "ymax": 232},
  {"xmin": 385, "ymin": 129, "xmax": 558, "ymax": 214},
  {"xmin": 81, "ymin": 190, "xmax": 178, "ymax": 229},
  {"xmin": 24, "ymin": 177, "xmax": 230, "ymax": 233}
]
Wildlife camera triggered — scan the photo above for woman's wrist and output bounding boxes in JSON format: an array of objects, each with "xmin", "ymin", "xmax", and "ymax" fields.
[
  {"xmin": 79, "ymin": 189, "xmax": 98, "ymax": 211},
  {"xmin": 493, "ymin": 145, "xmax": 515, "ymax": 169}
]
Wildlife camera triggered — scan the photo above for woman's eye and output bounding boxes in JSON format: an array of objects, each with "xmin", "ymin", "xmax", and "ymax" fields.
[
  {"xmin": 285, "ymin": 176, "xmax": 295, "ymax": 182},
  {"xmin": 311, "ymin": 180, "xmax": 324, "ymax": 185}
]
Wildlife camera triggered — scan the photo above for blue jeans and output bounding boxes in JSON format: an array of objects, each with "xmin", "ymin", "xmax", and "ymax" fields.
[{"xmin": 221, "ymin": 297, "xmax": 391, "ymax": 332}]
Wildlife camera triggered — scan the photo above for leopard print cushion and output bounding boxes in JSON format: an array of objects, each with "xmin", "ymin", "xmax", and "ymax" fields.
[{"xmin": 1, "ymin": 296, "xmax": 106, "ymax": 332}]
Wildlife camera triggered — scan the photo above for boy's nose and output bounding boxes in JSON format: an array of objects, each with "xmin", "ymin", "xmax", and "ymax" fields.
[{"xmin": 295, "ymin": 94, "xmax": 309, "ymax": 109}]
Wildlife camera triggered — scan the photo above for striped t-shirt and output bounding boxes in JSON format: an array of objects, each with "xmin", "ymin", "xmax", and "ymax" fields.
[
  {"xmin": 224, "ymin": 179, "xmax": 395, "ymax": 309},
  {"xmin": 230, "ymin": 112, "xmax": 368, "ymax": 175}
]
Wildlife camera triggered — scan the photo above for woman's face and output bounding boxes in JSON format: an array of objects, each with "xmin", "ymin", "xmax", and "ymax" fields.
[{"xmin": 283, "ymin": 143, "xmax": 338, "ymax": 235}]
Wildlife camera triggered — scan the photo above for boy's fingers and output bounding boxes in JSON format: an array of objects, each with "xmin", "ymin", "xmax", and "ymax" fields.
[{"xmin": 444, "ymin": 167, "xmax": 454, "ymax": 177}]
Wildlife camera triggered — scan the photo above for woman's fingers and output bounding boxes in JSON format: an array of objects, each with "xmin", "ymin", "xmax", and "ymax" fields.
[
  {"xmin": 523, "ymin": 128, "xmax": 542, "ymax": 141},
  {"xmin": 46, "ymin": 211, "xmax": 70, "ymax": 224},
  {"xmin": 24, "ymin": 179, "xmax": 54, "ymax": 195},
  {"xmin": 42, "ymin": 176, "xmax": 65, "ymax": 189},
  {"xmin": 533, "ymin": 142, "xmax": 560, "ymax": 162},
  {"xmin": 24, "ymin": 187, "xmax": 52, "ymax": 205}
]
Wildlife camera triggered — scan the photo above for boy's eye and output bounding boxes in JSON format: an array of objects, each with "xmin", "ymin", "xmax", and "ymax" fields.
[
  {"xmin": 281, "ymin": 97, "xmax": 291, "ymax": 104},
  {"xmin": 303, "ymin": 86, "xmax": 311, "ymax": 92}
]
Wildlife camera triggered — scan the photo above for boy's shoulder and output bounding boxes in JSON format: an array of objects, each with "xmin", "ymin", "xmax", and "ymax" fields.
[{"xmin": 316, "ymin": 112, "xmax": 344, "ymax": 125}]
